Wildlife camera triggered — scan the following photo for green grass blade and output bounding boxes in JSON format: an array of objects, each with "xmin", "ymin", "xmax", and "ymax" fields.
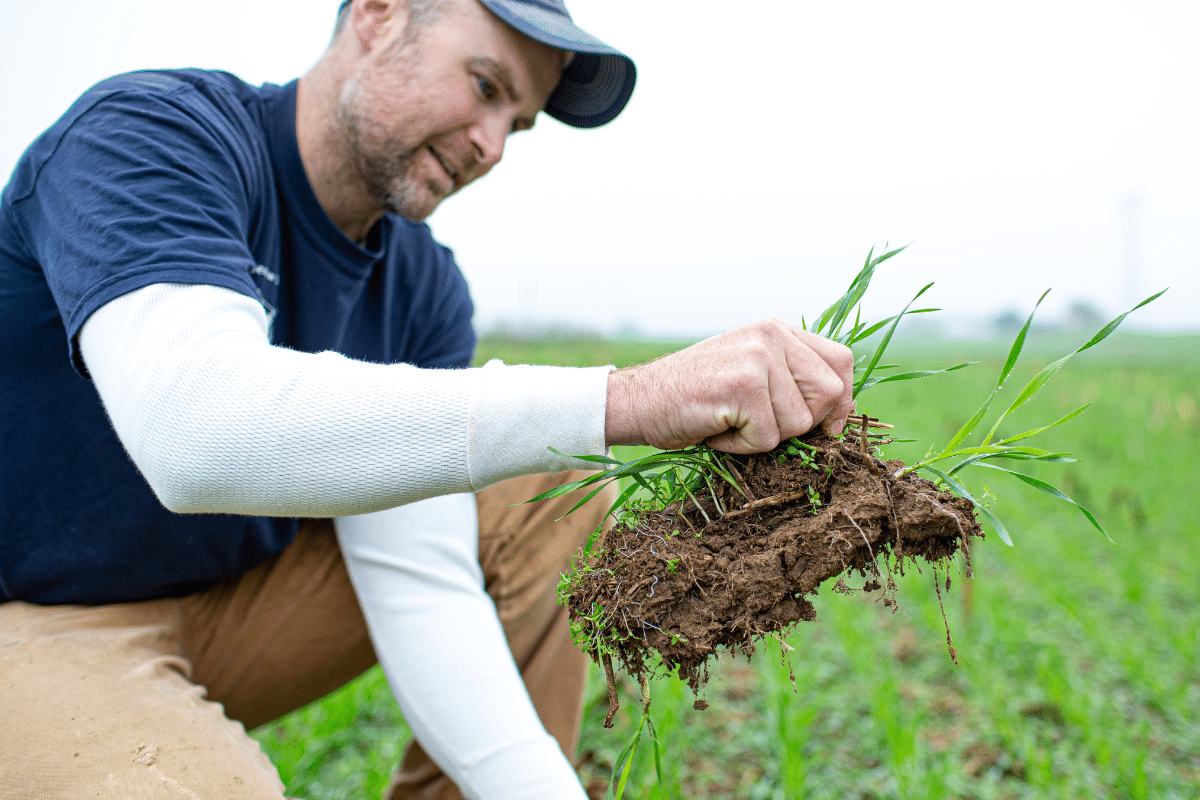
[
  {"xmin": 613, "ymin": 481, "xmax": 641, "ymax": 505},
  {"xmin": 853, "ymin": 282, "xmax": 933, "ymax": 398},
  {"xmin": 923, "ymin": 465, "xmax": 1014, "ymax": 546},
  {"xmin": 648, "ymin": 717, "xmax": 664, "ymax": 789},
  {"xmin": 598, "ymin": 451, "xmax": 705, "ymax": 484},
  {"xmin": 870, "ymin": 244, "xmax": 908, "ymax": 267},
  {"xmin": 994, "ymin": 404, "xmax": 1091, "ymax": 445},
  {"xmin": 846, "ymin": 309, "xmax": 940, "ymax": 345},
  {"xmin": 971, "ymin": 462, "xmax": 1113, "ymax": 543},
  {"xmin": 608, "ymin": 481, "xmax": 642, "ymax": 520},
  {"xmin": 938, "ymin": 389, "xmax": 1000, "ymax": 460},
  {"xmin": 528, "ymin": 446, "xmax": 715, "ymax": 514},
  {"xmin": 523, "ymin": 476, "xmax": 602, "ymax": 503},
  {"xmin": 547, "ymin": 449, "xmax": 624, "ymax": 466},
  {"xmin": 857, "ymin": 362, "xmax": 976, "ymax": 391},
  {"xmin": 938, "ymin": 445, "xmax": 1064, "ymax": 460},
  {"xmin": 911, "ymin": 444, "xmax": 1068, "ymax": 472},
  {"xmin": 840, "ymin": 306, "xmax": 863, "ymax": 346},
  {"xmin": 562, "ymin": 482, "xmax": 614, "ymax": 518},
  {"xmin": 946, "ymin": 451, "xmax": 1077, "ymax": 475},
  {"xmin": 814, "ymin": 247, "xmax": 872, "ymax": 335},
  {"xmin": 1000, "ymin": 289, "xmax": 1051, "ymax": 388},
  {"xmin": 526, "ymin": 448, "xmax": 696, "ymax": 505},
  {"xmin": 982, "ymin": 291, "xmax": 1165, "ymax": 445},
  {"xmin": 1075, "ymin": 289, "xmax": 1167, "ymax": 353},
  {"xmin": 631, "ymin": 473, "xmax": 655, "ymax": 495},
  {"xmin": 981, "ymin": 353, "xmax": 1073, "ymax": 445},
  {"xmin": 815, "ymin": 244, "xmax": 907, "ymax": 337},
  {"xmin": 831, "ymin": 245, "xmax": 909, "ymax": 339},
  {"xmin": 935, "ymin": 290, "xmax": 1051, "ymax": 453},
  {"xmin": 608, "ymin": 714, "xmax": 647, "ymax": 800}
]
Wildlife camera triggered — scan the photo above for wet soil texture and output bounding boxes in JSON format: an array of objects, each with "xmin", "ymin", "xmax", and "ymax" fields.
[{"xmin": 565, "ymin": 428, "xmax": 983, "ymax": 720}]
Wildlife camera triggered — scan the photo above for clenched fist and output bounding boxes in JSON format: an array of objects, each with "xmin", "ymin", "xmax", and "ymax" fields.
[{"xmin": 605, "ymin": 318, "xmax": 855, "ymax": 454}]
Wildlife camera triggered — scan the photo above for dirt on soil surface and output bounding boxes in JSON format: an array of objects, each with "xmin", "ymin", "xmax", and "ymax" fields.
[{"xmin": 565, "ymin": 425, "xmax": 984, "ymax": 723}]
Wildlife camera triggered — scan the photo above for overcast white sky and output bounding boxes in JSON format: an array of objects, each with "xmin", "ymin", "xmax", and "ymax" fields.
[{"xmin": 3, "ymin": 0, "xmax": 1196, "ymax": 337}]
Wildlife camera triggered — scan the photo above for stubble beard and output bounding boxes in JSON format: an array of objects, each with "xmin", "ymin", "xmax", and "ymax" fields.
[
  {"xmin": 338, "ymin": 80, "xmax": 432, "ymax": 222},
  {"xmin": 336, "ymin": 28, "xmax": 446, "ymax": 223}
]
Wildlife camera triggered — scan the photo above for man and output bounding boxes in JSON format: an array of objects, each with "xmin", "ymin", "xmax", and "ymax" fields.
[{"xmin": 0, "ymin": 0, "xmax": 855, "ymax": 797}]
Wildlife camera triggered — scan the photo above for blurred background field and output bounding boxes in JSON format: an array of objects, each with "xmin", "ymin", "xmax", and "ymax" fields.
[{"xmin": 254, "ymin": 329, "xmax": 1200, "ymax": 800}]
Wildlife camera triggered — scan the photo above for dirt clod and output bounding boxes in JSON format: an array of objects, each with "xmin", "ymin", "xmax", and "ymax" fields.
[{"xmin": 566, "ymin": 430, "xmax": 983, "ymax": 717}]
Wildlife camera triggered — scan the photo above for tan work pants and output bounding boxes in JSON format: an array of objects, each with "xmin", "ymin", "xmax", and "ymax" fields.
[{"xmin": 0, "ymin": 471, "xmax": 609, "ymax": 800}]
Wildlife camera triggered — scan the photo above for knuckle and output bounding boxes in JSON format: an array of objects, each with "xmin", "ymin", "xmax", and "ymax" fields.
[
  {"xmin": 743, "ymin": 420, "xmax": 781, "ymax": 453},
  {"xmin": 830, "ymin": 343, "xmax": 854, "ymax": 372},
  {"xmin": 818, "ymin": 373, "xmax": 845, "ymax": 402},
  {"xmin": 749, "ymin": 316, "xmax": 786, "ymax": 338},
  {"xmin": 782, "ymin": 408, "xmax": 815, "ymax": 439},
  {"xmin": 729, "ymin": 364, "xmax": 765, "ymax": 395},
  {"xmin": 739, "ymin": 340, "xmax": 772, "ymax": 362}
]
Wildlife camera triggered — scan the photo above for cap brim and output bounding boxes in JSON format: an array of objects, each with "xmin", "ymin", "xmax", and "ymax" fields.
[{"xmin": 477, "ymin": 0, "xmax": 636, "ymax": 128}]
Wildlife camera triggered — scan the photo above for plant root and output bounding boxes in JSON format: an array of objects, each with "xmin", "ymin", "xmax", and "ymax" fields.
[
  {"xmin": 566, "ymin": 430, "xmax": 983, "ymax": 701},
  {"xmin": 602, "ymin": 653, "xmax": 619, "ymax": 728}
]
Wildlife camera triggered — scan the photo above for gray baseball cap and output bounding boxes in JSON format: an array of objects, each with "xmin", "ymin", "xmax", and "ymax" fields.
[
  {"xmin": 476, "ymin": 0, "xmax": 636, "ymax": 128},
  {"xmin": 338, "ymin": 0, "xmax": 636, "ymax": 128}
]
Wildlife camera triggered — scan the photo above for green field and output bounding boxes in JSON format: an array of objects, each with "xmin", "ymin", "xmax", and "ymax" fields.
[{"xmin": 253, "ymin": 331, "xmax": 1200, "ymax": 799}]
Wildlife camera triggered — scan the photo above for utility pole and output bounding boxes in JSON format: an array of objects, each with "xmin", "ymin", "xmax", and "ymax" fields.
[{"xmin": 1120, "ymin": 192, "xmax": 1142, "ymax": 306}]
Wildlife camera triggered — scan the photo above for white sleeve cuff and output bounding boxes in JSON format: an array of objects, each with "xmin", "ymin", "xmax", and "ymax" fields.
[{"xmin": 468, "ymin": 359, "xmax": 612, "ymax": 489}]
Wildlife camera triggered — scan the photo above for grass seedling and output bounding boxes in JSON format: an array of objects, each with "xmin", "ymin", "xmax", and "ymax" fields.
[
  {"xmin": 894, "ymin": 286, "xmax": 1167, "ymax": 545},
  {"xmin": 533, "ymin": 247, "xmax": 1164, "ymax": 549},
  {"xmin": 528, "ymin": 441, "xmax": 748, "ymax": 530},
  {"xmin": 606, "ymin": 675, "xmax": 663, "ymax": 800}
]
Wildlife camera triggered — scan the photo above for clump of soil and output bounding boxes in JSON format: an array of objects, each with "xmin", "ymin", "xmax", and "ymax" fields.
[{"xmin": 565, "ymin": 424, "xmax": 983, "ymax": 724}]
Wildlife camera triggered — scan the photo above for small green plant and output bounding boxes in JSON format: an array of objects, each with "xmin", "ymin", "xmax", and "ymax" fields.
[
  {"xmin": 604, "ymin": 676, "xmax": 662, "ymax": 800},
  {"xmin": 881, "ymin": 287, "xmax": 1164, "ymax": 544},
  {"xmin": 533, "ymin": 246, "xmax": 1164, "ymax": 549},
  {"xmin": 794, "ymin": 444, "xmax": 816, "ymax": 469},
  {"xmin": 536, "ymin": 439, "xmax": 747, "ymax": 530},
  {"xmin": 796, "ymin": 247, "xmax": 1165, "ymax": 543},
  {"xmin": 805, "ymin": 485, "xmax": 822, "ymax": 514}
]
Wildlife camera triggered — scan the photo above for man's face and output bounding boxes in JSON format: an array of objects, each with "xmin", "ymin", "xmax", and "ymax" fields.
[{"xmin": 338, "ymin": 0, "xmax": 567, "ymax": 222}]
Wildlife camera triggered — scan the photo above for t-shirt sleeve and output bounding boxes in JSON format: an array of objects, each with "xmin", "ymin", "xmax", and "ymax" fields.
[
  {"xmin": 413, "ymin": 249, "xmax": 476, "ymax": 370},
  {"xmin": 7, "ymin": 77, "xmax": 264, "ymax": 371},
  {"xmin": 391, "ymin": 221, "xmax": 478, "ymax": 370}
]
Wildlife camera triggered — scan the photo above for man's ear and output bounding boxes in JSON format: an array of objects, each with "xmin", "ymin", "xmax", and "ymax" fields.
[{"xmin": 347, "ymin": 0, "xmax": 410, "ymax": 54}]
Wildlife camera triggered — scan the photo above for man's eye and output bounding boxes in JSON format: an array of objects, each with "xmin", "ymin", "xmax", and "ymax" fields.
[{"xmin": 475, "ymin": 76, "xmax": 497, "ymax": 101}]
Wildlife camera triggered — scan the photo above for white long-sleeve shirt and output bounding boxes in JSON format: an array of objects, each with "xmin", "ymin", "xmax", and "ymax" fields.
[{"xmin": 79, "ymin": 281, "xmax": 610, "ymax": 799}]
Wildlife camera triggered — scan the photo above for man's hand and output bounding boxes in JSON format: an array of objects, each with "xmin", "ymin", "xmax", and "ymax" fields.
[{"xmin": 605, "ymin": 318, "xmax": 855, "ymax": 453}]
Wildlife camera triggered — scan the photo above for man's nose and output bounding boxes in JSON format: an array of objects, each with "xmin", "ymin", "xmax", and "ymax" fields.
[{"xmin": 469, "ymin": 113, "xmax": 509, "ymax": 172}]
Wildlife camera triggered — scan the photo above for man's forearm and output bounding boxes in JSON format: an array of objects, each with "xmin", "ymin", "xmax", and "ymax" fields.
[{"xmin": 336, "ymin": 496, "xmax": 587, "ymax": 800}]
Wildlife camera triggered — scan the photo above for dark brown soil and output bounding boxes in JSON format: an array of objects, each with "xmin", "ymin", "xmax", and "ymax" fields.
[{"xmin": 564, "ymin": 426, "xmax": 983, "ymax": 723}]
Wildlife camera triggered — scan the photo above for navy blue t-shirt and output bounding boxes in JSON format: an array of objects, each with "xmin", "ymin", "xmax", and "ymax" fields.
[{"xmin": 0, "ymin": 70, "xmax": 476, "ymax": 605}]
